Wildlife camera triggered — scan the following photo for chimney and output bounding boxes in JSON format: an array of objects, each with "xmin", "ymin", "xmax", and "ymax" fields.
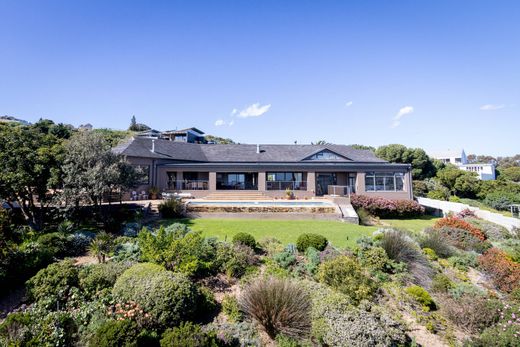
[
  {"xmin": 256, "ymin": 144, "xmax": 260, "ymax": 154},
  {"xmin": 151, "ymin": 140, "xmax": 155, "ymax": 153}
]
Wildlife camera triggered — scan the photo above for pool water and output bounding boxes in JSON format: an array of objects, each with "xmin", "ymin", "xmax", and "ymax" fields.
[{"xmin": 188, "ymin": 200, "xmax": 334, "ymax": 207}]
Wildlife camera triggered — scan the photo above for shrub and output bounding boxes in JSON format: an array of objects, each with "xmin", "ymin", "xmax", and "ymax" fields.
[
  {"xmin": 274, "ymin": 249, "xmax": 297, "ymax": 269},
  {"xmin": 479, "ymin": 248, "xmax": 520, "ymax": 293},
  {"xmin": 215, "ymin": 242, "xmax": 257, "ymax": 278},
  {"xmin": 222, "ymin": 295, "xmax": 243, "ymax": 322},
  {"xmin": 205, "ymin": 321, "xmax": 260, "ymax": 346},
  {"xmin": 470, "ymin": 302, "xmax": 520, "ymax": 346},
  {"xmin": 377, "ymin": 229, "xmax": 432, "ymax": 285},
  {"xmin": 358, "ymin": 246, "xmax": 392, "ymax": 272},
  {"xmin": 356, "ymin": 208, "xmax": 374, "ymax": 226},
  {"xmin": 239, "ymin": 277, "xmax": 312, "ymax": 339},
  {"xmin": 465, "ymin": 218, "xmax": 510, "ymax": 241},
  {"xmin": 305, "ymin": 247, "xmax": 321, "ymax": 275},
  {"xmin": 455, "ymin": 208, "xmax": 477, "ymax": 219},
  {"xmin": 89, "ymin": 319, "xmax": 139, "ymax": 347},
  {"xmin": 26, "ymin": 259, "xmax": 79, "ymax": 305},
  {"xmin": 432, "ymin": 226, "xmax": 491, "ymax": 253},
  {"xmin": 160, "ymin": 322, "xmax": 219, "ymax": 347},
  {"xmin": 318, "ymin": 256, "xmax": 376, "ymax": 303},
  {"xmin": 138, "ymin": 224, "xmax": 216, "ymax": 277},
  {"xmin": 350, "ymin": 194, "xmax": 425, "ymax": 218},
  {"xmin": 484, "ymin": 191, "xmax": 520, "ymax": 211},
  {"xmin": 88, "ymin": 231, "xmax": 114, "ymax": 263},
  {"xmin": 258, "ymin": 237, "xmax": 284, "ymax": 256},
  {"xmin": 0, "ymin": 312, "xmax": 33, "ymax": 346},
  {"xmin": 67, "ymin": 231, "xmax": 96, "ymax": 256},
  {"xmin": 434, "ymin": 216, "xmax": 487, "ymax": 241},
  {"xmin": 79, "ymin": 261, "xmax": 131, "ymax": 298},
  {"xmin": 419, "ymin": 229, "xmax": 456, "ymax": 258},
  {"xmin": 405, "ymin": 285, "xmax": 436, "ymax": 311},
  {"xmin": 158, "ymin": 199, "xmax": 185, "ymax": 218},
  {"xmin": 37, "ymin": 232, "xmax": 69, "ymax": 257},
  {"xmin": 447, "ymin": 252, "xmax": 478, "ymax": 271},
  {"xmin": 232, "ymin": 232, "xmax": 256, "ymax": 249},
  {"xmin": 431, "ymin": 273, "xmax": 454, "ymax": 293},
  {"xmin": 296, "ymin": 233, "xmax": 327, "ymax": 252},
  {"xmin": 427, "ymin": 189, "xmax": 449, "ymax": 201},
  {"xmin": 112, "ymin": 263, "xmax": 198, "ymax": 328},
  {"xmin": 439, "ymin": 294, "xmax": 500, "ymax": 334}
]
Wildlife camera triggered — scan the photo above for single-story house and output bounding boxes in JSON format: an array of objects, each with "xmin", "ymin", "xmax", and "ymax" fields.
[{"xmin": 114, "ymin": 137, "xmax": 414, "ymax": 200}]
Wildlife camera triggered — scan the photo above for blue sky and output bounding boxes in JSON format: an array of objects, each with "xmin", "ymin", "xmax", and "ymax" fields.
[{"xmin": 1, "ymin": 1, "xmax": 519, "ymax": 155}]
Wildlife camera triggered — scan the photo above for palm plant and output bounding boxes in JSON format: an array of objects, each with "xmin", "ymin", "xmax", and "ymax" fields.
[{"xmin": 88, "ymin": 231, "xmax": 113, "ymax": 263}]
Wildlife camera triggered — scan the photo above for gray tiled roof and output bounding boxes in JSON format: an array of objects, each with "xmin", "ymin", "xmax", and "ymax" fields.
[{"xmin": 113, "ymin": 137, "xmax": 387, "ymax": 163}]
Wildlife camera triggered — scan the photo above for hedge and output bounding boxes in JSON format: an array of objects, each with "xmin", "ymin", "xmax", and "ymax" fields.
[{"xmin": 350, "ymin": 195, "xmax": 425, "ymax": 218}]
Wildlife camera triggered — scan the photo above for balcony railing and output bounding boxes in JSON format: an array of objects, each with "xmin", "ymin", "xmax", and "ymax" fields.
[
  {"xmin": 266, "ymin": 181, "xmax": 307, "ymax": 191},
  {"xmin": 327, "ymin": 185, "xmax": 354, "ymax": 197},
  {"xmin": 168, "ymin": 180, "xmax": 209, "ymax": 190}
]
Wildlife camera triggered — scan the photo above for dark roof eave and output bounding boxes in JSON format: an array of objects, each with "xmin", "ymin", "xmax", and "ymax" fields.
[{"xmin": 156, "ymin": 161, "xmax": 411, "ymax": 171}]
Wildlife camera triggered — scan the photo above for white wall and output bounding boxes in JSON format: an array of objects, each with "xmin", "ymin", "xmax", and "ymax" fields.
[{"xmin": 417, "ymin": 197, "xmax": 520, "ymax": 232}]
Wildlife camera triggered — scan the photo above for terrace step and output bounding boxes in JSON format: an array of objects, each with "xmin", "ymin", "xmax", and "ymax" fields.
[{"xmin": 203, "ymin": 191, "xmax": 271, "ymax": 200}]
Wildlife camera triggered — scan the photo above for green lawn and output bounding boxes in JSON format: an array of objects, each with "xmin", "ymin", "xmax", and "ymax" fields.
[
  {"xmin": 159, "ymin": 217, "xmax": 439, "ymax": 249},
  {"xmin": 381, "ymin": 215, "xmax": 440, "ymax": 233},
  {"xmin": 162, "ymin": 218, "xmax": 378, "ymax": 249}
]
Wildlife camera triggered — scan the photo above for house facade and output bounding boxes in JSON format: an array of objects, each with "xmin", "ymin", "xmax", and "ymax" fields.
[
  {"xmin": 114, "ymin": 137, "xmax": 414, "ymax": 200},
  {"xmin": 430, "ymin": 149, "xmax": 496, "ymax": 181}
]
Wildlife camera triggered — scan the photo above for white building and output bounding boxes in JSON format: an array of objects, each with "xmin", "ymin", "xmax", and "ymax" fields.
[{"xmin": 430, "ymin": 149, "xmax": 496, "ymax": 181}]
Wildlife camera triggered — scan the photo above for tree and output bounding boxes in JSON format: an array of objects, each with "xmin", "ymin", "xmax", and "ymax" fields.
[
  {"xmin": 453, "ymin": 173, "xmax": 480, "ymax": 198},
  {"xmin": 0, "ymin": 121, "xmax": 66, "ymax": 229},
  {"xmin": 499, "ymin": 167, "xmax": 520, "ymax": 182},
  {"xmin": 376, "ymin": 144, "xmax": 437, "ymax": 180},
  {"xmin": 349, "ymin": 144, "xmax": 376, "ymax": 152},
  {"xmin": 128, "ymin": 115, "xmax": 150, "ymax": 132},
  {"xmin": 129, "ymin": 115, "xmax": 137, "ymax": 131},
  {"xmin": 61, "ymin": 131, "xmax": 141, "ymax": 209},
  {"xmin": 88, "ymin": 231, "xmax": 113, "ymax": 263},
  {"xmin": 204, "ymin": 135, "xmax": 235, "ymax": 144}
]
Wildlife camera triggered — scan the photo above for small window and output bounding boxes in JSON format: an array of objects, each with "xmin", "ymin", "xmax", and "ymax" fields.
[{"xmin": 307, "ymin": 150, "xmax": 345, "ymax": 161}]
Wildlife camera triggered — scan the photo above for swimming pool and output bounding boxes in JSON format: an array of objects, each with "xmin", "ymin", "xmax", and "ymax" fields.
[{"xmin": 188, "ymin": 200, "xmax": 335, "ymax": 207}]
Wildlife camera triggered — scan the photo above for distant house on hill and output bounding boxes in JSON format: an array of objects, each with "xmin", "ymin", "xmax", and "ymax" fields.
[
  {"xmin": 135, "ymin": 127, "xmax": 206, "ymax": 143},
  {"xmin": 430, "ymin": 149, "xmax": 496, "ymax": 181}
]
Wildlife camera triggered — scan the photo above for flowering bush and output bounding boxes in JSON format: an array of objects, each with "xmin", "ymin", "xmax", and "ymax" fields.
[
  {"xmin": 479, "ymin": 248, "xmax": 520, "ymax": 293},
  {"xmin": 434, "ymin": 217, "xmax": 487, "ymax": 241},
  {"xmin": 472, "ymin": 302, "xmax": 520, "ymax": 346},
  {"xmin": 455, "ymin": 208, "xmax": 477, "ymax": 219},
  {"xmin": 350, "ymin": 195, "xmax": 424, "ymax": 218},
  {"xmin": 107, "ymin": 301, "xmax": 152, "ymax": 328}
]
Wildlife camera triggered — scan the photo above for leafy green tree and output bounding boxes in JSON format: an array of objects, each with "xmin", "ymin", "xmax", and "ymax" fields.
[
  {"xmin": 61, "ymin": 131, "xmax": 140, "ymax": 209},
  {"xmin": 376, "ymin": 144, "xmax": 437, "ymax": 179},
  {"xmin": 0, "ymin": 121, "xmax": 66, "ymax": 229},
  {"xmin": 499, "ymin": 167, "xmax": 520, "ymax": 182},
  {"xmin": 92, "ymin": 128, "xmax": 133, "ymax": 147},
  {"xmin": 349, "ymin": 144, "xmax": 376, "ymax": 152},
  {"xmin": 453, "ymin": 173, "xmax": 480, "ymax": 198},
  {"xmin": 204, "ymin": 135, "xmax": 235, "ymax": 144}
]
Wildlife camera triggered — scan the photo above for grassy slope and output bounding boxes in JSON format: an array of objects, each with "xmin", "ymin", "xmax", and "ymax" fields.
[{"xmin": 161, "ymin": 217, "xmax": 439, "ymax": 249}]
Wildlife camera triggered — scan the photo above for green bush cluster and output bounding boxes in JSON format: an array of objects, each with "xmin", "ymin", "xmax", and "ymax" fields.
[
  {"xmin": 157, "ymin": 199, "xmax": 185, "ymax": 218},
  {"xmin": 221, "ymin": 295, "xmax": 243, "ymax": 322},
  {"xmin": 138, "ymin": 224, "xmax": 216, "ymax": 277},
  {"xmin": 405, "ymin": 285, "xmax": 436, "ymax": 311},
  {"xmin": 296, "ymin": 233, "xmax": 327, "ymax": 252},
  {"xmin": 232, "ymin": 232, "xmax": 256, "ymax": 249},
  {"xmin": 318, "ymin": 256, "xmax": 376, "ymax": 303},
  {"xmin": 79, "ymin": 261, "xmax": 132, "ymax": 298},
  {"xmin": 26, "ymin": 259, "xmax": 79, "ymax": 305},
  {"xmin": 215, "ymin": 242, "xmax": 256, "ymax": 278},
  {"xmin": 112, "ymin": 263, "xmax": 198, "ymax": 328},
  {"xmin": 160, "ymin": 322, "xmax": 219, "ymax": 347}
]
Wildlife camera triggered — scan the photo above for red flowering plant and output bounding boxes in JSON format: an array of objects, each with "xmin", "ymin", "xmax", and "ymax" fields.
[
  {"xmin": 434, "ymin": 216, "xmax": 487, "ymax": 241},
  {"xmin": 455, "ymin": 208, "xmax": 477, "ymax": 219},
  {"xmin": 107, "ymin": 301, "xmax": 152, "ymax": 328},
  {"xmin": 350, "ymin": 195, "xmax": 425, "ymax": 218},
  {"xmin": 479, "ymin": 248, "xmax": 520, "ymax": 293}
]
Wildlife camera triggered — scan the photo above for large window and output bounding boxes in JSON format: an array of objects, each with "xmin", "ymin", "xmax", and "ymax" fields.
[
  {"xmin": 266, "ymin": 172, "xmax": 306, "ymax": 190},
  {"xmin": 365, "ymin": 172, "xmax": 404, "ymax": 192}
]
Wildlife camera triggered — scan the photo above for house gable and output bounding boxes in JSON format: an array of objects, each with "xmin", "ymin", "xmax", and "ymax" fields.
[{"xmin": 302, "ymin": 149, "xmax": 351, "ymax": 161}]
